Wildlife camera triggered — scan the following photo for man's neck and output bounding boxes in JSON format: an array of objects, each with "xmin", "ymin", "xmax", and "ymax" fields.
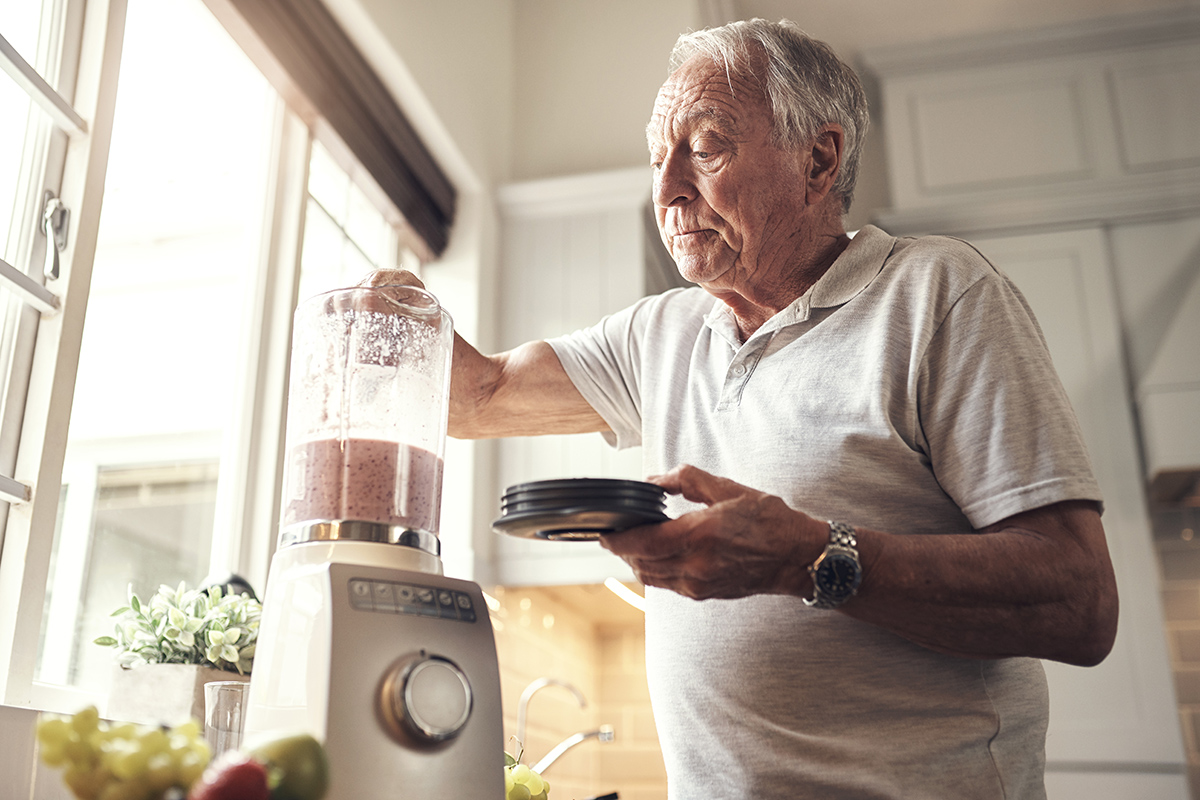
[{"xmin": 718, "ymin": 227, "xmax": 852, "ymax": 340}]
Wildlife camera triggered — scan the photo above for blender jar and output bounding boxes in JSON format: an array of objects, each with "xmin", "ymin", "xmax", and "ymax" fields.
[{"xmin": 279, "ymin": 285, "xmax": 454, "ymax": 551}]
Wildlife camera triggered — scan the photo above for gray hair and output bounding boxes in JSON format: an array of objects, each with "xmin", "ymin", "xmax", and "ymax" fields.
[{"xmin": 670, "ymin": 19, "xmax": 869, "ymax": 214}]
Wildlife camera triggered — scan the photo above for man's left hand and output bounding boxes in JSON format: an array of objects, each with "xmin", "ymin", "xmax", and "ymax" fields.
[{"xmin": 599, "ymin": 464, "xmax": 824, "ymax": 600}]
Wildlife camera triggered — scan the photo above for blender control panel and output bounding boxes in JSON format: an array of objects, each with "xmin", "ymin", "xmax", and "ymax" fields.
[{"xmin": 348, "ymin": 578, "xmax": 477, "ymax": 623}]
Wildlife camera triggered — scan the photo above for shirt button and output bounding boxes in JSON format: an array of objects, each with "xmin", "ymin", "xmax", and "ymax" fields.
[{"xmin": 731, "ymin": 364, "xmax": 747, "ymax": 376}]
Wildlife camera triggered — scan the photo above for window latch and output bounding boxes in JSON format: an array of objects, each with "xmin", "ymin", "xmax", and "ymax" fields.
[{"xmin": 42, "ymin": 190, "xmax": 69, "ymax": 280}]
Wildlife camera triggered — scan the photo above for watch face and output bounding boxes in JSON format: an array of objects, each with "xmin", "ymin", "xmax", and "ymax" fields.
[{"xmin": 815, "ymin": 552, "xmax": 862, "ymax": 599}]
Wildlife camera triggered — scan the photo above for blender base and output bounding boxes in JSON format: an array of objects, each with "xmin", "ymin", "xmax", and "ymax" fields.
[{"xmin": 244, "ymin": 541, "xmax": 503, "ymax": 798}]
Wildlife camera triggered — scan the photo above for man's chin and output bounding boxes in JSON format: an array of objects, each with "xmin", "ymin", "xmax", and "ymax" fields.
[{"xmin": 673, "ymin": 256, "xmax": 731, "ymax": 286}]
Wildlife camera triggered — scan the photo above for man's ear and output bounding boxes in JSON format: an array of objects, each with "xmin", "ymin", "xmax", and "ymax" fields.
[{"xmin": 806, "ymin": 125, "xmax": 844, "ymax": 206}]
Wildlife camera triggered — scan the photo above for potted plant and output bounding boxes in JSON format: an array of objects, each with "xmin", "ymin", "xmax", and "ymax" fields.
[{"xmin": 94, "ymin": 581, "xmax": 262, "ymax": 726}]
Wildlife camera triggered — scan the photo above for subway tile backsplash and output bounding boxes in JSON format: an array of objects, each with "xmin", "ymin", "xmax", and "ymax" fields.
[{"xmin": 1153, "ymin": 505, "xmax": 1200, "ymax": 799}]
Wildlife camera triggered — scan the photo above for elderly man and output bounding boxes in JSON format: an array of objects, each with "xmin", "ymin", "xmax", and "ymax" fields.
[{"xmin": 369, "ymin": 18, "xmax": 1118, "ymax": 799}]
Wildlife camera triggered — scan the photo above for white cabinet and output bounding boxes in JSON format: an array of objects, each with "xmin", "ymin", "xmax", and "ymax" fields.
[
  {"xmin": 971, "ymin": 229, "xmax": 1186, "ymax": 785},
  {"xmin": 863, "ymin": 8, "xmax": 1199, "ymax": 796},
  {"xmin": 492, "ymin": 168, "xmax": 662, "ymax": 586},
  {"xmin": 863, "ymin": 7, "xmax": 1200, "ymax": 237}
]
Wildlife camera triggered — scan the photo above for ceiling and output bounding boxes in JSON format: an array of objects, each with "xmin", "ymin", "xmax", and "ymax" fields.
[{"xmin": 732, "ymin": 0, "xmax": 1193, "ymax": 65}]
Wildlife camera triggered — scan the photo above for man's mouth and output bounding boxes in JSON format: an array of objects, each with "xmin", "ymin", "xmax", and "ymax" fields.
[{"xmin": 671, "ymin": 229, "xmax": 716, "ymax": 250}]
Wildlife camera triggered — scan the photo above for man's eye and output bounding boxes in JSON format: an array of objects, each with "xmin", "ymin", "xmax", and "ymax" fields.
[{"xmin": 694, "ymin": 151, "xmax": 713, "ymax": 160}]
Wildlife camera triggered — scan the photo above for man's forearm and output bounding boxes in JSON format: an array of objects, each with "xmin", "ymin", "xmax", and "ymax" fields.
[
  {"xmin": 446, "ymin": 339, "xmax": 610, "ymax": 439},
  {"xmin": 842, "ymin": 501, "xmax": 1118, "ymax": 666}
]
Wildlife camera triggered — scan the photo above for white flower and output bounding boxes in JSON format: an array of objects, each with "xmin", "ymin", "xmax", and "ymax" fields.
[{"xmin": 96, "ymin": 582, "xmax": 262, "ymax": 673}]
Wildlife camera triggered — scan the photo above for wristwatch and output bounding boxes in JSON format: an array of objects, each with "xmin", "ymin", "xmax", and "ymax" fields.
[{"xmin": 804, "ymin": 521, "xmax": 863, "ymax": 609}]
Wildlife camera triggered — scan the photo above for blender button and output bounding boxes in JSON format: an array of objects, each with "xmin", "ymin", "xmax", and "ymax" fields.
[
  {"xmin": 373, "ymin": 583, "xmax": 398, "ymax": 612},
  {"xmin": 455, "ymin": 593, "xmax": 473, "ymax": 611},
  {"xmin": 396, "ymin": 586, "xmax": 415, "ymax": 603},
  {"xmin": 438, "ymin": 590, "xmax": 454, "ymax": 607},
  {"xmin": 417, "ymin": 588, "xmax": 435, "ymax": 604},
  {"xmin": 349, "ymin": 580, "xmax": 373, "ymax": 610}
]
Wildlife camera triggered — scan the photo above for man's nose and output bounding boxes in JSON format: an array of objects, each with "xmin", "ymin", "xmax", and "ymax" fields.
[{"xmin": 653, "ymin": 151, "xmax": 697, "ymax": 208}]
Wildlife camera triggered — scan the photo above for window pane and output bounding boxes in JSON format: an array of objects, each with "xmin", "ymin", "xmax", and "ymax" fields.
[
  {"xmin": 0, "ymin": 1, "xmax": 48, "ymax": 73},
  {"xmin": 298, "ymin": 140, "xmax": 396, "ymax": 301},
  {"xmin": 1, "ymin": 0, "xmax": 57, "ymax": 479},
  {"xmin": 0, "ymin": 78, "xmax": 35, "ymax": 264},
  {"xmin": 38, "ymin": 463, "xmax": 219, "ymax": 687},
  {"xmin": 35, "ymin": 0, "xmax": 276, "ymax": 693},
  {"xmin": 1, "ymin": 0, "xmax": 54, "ymax": 263}
]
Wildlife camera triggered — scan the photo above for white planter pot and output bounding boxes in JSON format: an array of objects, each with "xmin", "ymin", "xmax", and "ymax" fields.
[{"xmin": 104, "ymin": 664, "xmax": 249, "ymax": 726}]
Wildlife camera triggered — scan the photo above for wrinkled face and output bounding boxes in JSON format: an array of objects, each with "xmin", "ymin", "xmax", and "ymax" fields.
[{"xmin": 648, "ymin": 56, "xmax": 810, "ymax": 290}]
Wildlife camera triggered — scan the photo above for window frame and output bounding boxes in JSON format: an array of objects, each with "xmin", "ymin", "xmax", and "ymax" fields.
[
  {"xmin": 0, "ymin": 0, "xmax": 129, "ymax": 708},
  {"xmin": 0, "ymin": 0, "xmax": 439, "ymax": 713}
]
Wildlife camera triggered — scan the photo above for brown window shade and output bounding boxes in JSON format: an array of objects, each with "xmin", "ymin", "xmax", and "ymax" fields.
[{"xmin": 205, "ymin": 0, "xmax": 454, "ymax": 258}]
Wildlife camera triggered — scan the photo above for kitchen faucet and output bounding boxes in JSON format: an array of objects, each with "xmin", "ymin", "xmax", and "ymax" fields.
[
  {"xmin": 533, "ymin": 725, "xmax": 616, "ymax": 774},
  {"xmin": 516, "ymin": 677, "xmax": 587, "ymax": 750}
]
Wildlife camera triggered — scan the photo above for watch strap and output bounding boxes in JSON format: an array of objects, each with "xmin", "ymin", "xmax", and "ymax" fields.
[
  {"xmin": 804, "ymin": 521, "xmax": 862, "ymax": 610},
  {"xmin": 828, "ymin": 520, "xmax": 857, "ymax": 550}
]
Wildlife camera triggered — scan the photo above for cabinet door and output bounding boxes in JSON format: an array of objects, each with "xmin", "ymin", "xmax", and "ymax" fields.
[
  {"xmin": 971, "ymin": 229, "xmax": 1185, "ymax": 781},
  {"xmin": 493, "ymin": 204, "xmax": 646, "ymax": 586}
]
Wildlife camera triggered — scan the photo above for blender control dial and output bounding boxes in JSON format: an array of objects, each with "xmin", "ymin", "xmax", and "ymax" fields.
[{"xmin": 381, "ymin": 653, "xmax": 473, "ymax": 744}]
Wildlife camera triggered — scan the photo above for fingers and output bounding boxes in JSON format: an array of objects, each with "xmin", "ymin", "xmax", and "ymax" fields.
[
  {"xmin": 358, "ymin": 268, "xmax": 425, "ymax": 290},
  {"xmin": 651, "ymin": 463, "xmax": 753, "ymax": 507}
]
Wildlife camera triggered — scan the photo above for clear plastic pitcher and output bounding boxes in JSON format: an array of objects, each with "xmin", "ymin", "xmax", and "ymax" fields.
[{"xmin": 279, "ymin": 285, "xmax": 453, "ymax": 553}]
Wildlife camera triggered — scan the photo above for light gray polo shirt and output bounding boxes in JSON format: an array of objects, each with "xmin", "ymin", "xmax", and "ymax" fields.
[{"xmin": 548, "ymin": 225, "xmax": 1102, "ymax": 799}]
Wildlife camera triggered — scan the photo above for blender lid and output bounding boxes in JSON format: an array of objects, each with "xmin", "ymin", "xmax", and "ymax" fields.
[
  {"xmin": 493, "ymin": 478, "xmax": 668, "ymax": 541},
  {"xmin": 500, "ymin": 495, "xmax": 664, "ymax": 516},
  {"xmin": 492, "ymin": 506, "xmax": 668, "ymax": 541},
  {"xmin": 502, "ymin": 477, "xmax": 664, "ymax": 495}
]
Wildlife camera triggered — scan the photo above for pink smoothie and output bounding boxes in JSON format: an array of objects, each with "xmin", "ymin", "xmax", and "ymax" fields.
[{"xmin": 284, "ymin": 438, "xmax": 443, "ymax": 532}]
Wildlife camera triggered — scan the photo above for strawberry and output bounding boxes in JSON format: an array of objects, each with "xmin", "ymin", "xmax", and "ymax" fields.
[{"xmin": 187, "ymin": 752, "xmax": 270, "ymax": 800}]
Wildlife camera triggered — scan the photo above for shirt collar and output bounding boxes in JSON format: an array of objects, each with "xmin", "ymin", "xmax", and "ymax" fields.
[
  {"xmin": 807, "ymin": 224, "xmax": 894, "ymax": 311},
  {"xmin": 704, "ymin": 225, "xmax": 896, "ymax": 345}
]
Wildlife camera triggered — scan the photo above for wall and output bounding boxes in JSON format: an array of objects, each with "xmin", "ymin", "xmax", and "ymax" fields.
[{"xmin": 510, "ymin": 0, "xmax": 701, "ymax": 182}]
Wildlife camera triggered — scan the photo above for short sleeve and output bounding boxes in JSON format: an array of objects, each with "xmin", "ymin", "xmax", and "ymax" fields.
[
  {"xmin": 546, "ymin": 298, "xmax": 650, "ymax": 450},
  {"xmin": 917, "ymin": 269, "xmax": 1103, "ymax": 528}
]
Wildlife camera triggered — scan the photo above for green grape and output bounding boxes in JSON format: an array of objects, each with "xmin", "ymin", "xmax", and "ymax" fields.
[
  {"xmin": 108, "ymin": 745, "xmax": 149, "ymax": 781},
  {"xmin": 64, "ymin": 738, "xmax": 98, "ymax": 768},
  {"xmin": 38, "ymin": 717, "xmax": 71, "ymax": 747},
  {"xmin": 63, "ymin": 764, "xmax": 105, "ymax": 800},
  {"xmin": 97, "ymin": 779, "xmax": 146, "ymax": 800},
  {"xmin": 106, "ymin": 723, "xmax": 137, "ymax": 743},
  {"xmin": 39, "ymin": 706, "xmax": 212, "ymax": 800},
  {"xmin": 504, "ymin": 761, "xmax": 549, "ymax": 800},
  {"xmin": 136, "ymin": 728, "xmax": 169, "ymax": 757},
  {"xmin": 71, "ymin": 706, "xmax": 100, "ymax": 736},
  {"xmin": 144, "ymin": 751, "xmax": 178, "ymax": 792},
  {"xmin": 177, "ymin": 749, "xmax": 207, "ymax": 786},
  {"xmin": 41, "ymin": 740, "xmax": 68, "ymax": 767}
]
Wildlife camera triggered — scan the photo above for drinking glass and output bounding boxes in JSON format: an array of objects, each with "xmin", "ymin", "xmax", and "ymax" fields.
[{"xmin": 204, "ymin": 680, "xmax": 250, "ymax": 756}]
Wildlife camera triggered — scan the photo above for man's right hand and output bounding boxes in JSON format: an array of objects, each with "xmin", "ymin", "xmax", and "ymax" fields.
[
  {"xmin": 359, "ymin": 268, "xmax": 426, "ymax": 290},
  {"xmin": 354, "ymin": 268, "xmax": 608, "ymax": 440}
]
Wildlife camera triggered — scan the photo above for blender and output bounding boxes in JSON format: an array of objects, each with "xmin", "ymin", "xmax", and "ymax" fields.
[{"xmin": 243, "ymin": 285, "xmax": 502, "ymax": 798}]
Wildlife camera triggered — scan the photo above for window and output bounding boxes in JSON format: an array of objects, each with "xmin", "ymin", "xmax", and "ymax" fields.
[{"xmin": 1, "ymin": 0, "xmax": 450, "ymax": 710}]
